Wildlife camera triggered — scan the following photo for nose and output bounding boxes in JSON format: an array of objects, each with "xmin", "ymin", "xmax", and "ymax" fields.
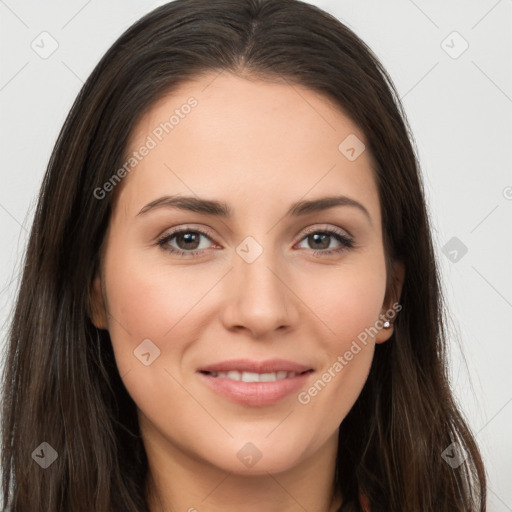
[{"xmin": 220, "ymin": 246, "xmax": 299, "ymax": 339}]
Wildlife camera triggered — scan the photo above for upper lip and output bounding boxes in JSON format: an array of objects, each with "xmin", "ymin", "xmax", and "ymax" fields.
[{"xmin": 198, "ymin": 358, "xmax": 313, "ymax": 374}]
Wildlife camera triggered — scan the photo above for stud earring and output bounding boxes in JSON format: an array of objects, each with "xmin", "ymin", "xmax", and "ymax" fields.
[{"xmin": 383, "ymin": 320, "xmax": 391, "ymax": 329}]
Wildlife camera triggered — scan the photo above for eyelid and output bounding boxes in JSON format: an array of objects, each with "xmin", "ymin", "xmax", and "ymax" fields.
[
  {"xmin": 157, "ymin": 224, "xmax": 216, "ymax": 240},
  {"xmin": 299, "ymin": 223, "xmax": 353, "ymax": 239}
]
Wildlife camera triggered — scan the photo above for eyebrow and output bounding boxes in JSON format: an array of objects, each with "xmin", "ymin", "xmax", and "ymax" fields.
[{"xmin": 137, "ymin": 194, "xmax": 372, "ymax": 225}]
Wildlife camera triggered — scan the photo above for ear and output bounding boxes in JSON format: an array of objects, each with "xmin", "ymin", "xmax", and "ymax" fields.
[
  {"xmin": 88, "ymin": 274, "xmax": 108, "ymax": 330},
  {"xmin": 375, "ymin": 260, "xmax": 405, "ymax": 344}
]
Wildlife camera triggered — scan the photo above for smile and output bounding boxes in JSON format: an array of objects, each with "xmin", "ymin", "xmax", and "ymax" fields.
[{"xmin": 202, "ymin": 370, "xmax": 307, "ymax": 381}]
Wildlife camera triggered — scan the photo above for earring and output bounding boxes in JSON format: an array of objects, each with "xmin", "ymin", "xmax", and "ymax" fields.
[{"xmin": 383, "ymin": 320, "xmax": 391, "ymax": 329}]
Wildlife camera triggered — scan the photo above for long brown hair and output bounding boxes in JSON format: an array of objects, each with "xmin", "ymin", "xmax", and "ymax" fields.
[{"xmin": 1, "ymin": 0, "xmax": 486, "ymax": 510}]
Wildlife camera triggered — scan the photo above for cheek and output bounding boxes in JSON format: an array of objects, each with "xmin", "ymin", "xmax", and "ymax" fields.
[
  {"xmin": 100, "ymin": 249, "xmax": 214, "ymax": 421},
  {"xmin": 297, "ymin": 258, "xmax": 385, "ymax": 417},
  {"xmin": 101, "ymin": 245, "xmax": 220, "ymax": 370},
  {"xmin": 307, "ymin": 257, "xmax": 387, "ymax": 347}
]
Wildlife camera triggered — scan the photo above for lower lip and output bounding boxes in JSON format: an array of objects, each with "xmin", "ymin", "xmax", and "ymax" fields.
[{"xmin": 197, "ymin": 371, "xmax": 314, "ymax": 406}]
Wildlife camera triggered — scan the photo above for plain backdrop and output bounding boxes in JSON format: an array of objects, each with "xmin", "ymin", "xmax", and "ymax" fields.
[{"xmin": 0, "ymin": 0, "xmax": 511, "ymax": 509}]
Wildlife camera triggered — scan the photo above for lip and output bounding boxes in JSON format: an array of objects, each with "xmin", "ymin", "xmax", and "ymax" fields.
[
  {"xmin": 197, "ymin": 358, "xmax": 313, "ymax": 374},
  {"xmin": 196, "ymin": 358, "xmax": 314, "ymax": 407}
]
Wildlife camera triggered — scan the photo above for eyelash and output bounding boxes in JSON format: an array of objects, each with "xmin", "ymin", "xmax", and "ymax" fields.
[{"xmin": 156, "ymin": 226, "xmax": 355, "ymax": 258}]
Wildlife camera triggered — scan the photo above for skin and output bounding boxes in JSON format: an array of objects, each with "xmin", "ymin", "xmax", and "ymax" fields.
[{"xmin": 90, "ymin": 71, "xmax": 404, "ymax": 512}]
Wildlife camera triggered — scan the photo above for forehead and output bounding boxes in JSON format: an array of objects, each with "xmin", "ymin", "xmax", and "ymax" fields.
[{"xmin": 114, "ymin": 71, "xmax": 380, "ymax": 226}]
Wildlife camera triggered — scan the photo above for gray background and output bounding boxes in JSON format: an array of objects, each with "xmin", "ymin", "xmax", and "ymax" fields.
[{"xmin": 0, "ymin": 0, "xmax": 511, "ymax": 509}]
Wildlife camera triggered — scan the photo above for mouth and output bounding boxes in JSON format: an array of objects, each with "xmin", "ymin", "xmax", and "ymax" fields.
[
  {"xmin": 199, "ymin": 369, "xmax": 313, "ymax": 382},
  {"xmin": 196, "ymin": 359, "xmax": 315, "ymax": 406}
]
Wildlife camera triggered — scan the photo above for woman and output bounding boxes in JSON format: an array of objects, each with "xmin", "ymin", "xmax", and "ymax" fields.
[{"xmin": 1, "ymin": 0, "xmax": 486, "ymax": 510}]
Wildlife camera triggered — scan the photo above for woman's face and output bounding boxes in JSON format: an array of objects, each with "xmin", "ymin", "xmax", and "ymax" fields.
[{"xmin": 91, "ymin": 72, "xmax": 403, "ymax": 476}]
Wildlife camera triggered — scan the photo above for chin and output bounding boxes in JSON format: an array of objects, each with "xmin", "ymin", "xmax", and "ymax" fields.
[{"xmin": 202, "ymin": 434, "xmax": 312, "ymax": 476}]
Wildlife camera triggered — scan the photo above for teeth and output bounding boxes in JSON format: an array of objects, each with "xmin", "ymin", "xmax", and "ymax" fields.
[
  {"xmin": 207, "ymin": 371, "xmax": 298, "ymax": 382},
  {"xmin": 241, "ymin": 371, "xmax": 260, "ymax": 382}
]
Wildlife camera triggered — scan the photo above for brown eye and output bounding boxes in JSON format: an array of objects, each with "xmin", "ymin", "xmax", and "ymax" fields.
[
  {"xmin": 157, "ymin": 229, "xmax": 215, "ymax": 256},
  {"xmin": 174, "ymin": 232, "xmax": 202, "ymax": 250},
  {"xmin": 306, "ymin": 232, "xmax": 331, "ymax": 250},
  {"xmin": 296, "ymin": 228, "xmax": 355, "ymax": 256}
]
